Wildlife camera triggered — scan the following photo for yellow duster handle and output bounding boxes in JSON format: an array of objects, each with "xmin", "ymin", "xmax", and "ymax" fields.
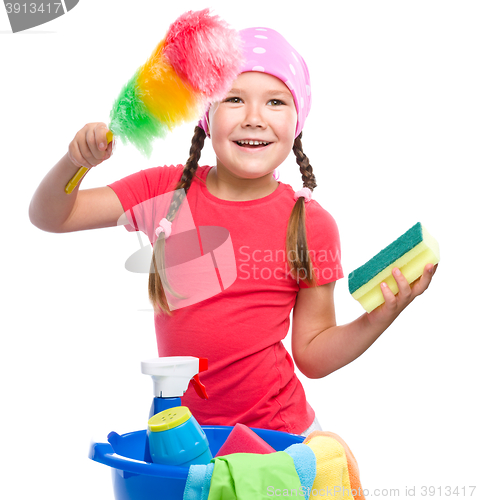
[{"xmin": 65, "ymin": 130, "xmax": 114, "ymax": 194}]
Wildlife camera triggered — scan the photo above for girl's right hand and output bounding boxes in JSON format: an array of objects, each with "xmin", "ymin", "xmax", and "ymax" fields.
[{"xmin": 67, "ymin": 122, "xmax": 113, "ymax": 169}]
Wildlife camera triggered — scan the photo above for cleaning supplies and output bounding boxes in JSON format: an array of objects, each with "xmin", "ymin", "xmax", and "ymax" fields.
[
  {"xmin": 90, "ymin": 361, "xmax": 306, "ymax": 499},
  {"xmin": 184, "ymin": 443, "xmax": 317, "ymax": 500},
  {"xmin": 304, "ymin": 431, "xmax": 365, "ymax": 499},
  {"xmin": 141, "ymin": 356, "xmax": 209, "ymax": 463},
  {"xmin": 64, "ymin": 8, "xmax": 244, "ymax": 194},
  {"xmin": 207, "ymin": 452, "xmax": 303, "ymax": 500},
  {"xmin": 283, "ymin": 444, "xmax": 317, "ymax": 500},
  {"xmin": 147, "ymin": 406, "xmax": 213, "ymax": 467},
  {"xmin": 214, "ymin": 423, "xmax": 276, "ymax": 457},
  {"xmin": 348, "ymin": 222, "xmax": 440, "ymax": 313},
  {"xmin": 141, "ymin": 356, "xmax": 209, "ymax": 417}
]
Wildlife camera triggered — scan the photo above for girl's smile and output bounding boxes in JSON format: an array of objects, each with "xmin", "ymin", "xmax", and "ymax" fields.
[{"xmin": 231, "ymin": 139, "xmax": 273, "ymax": 156}]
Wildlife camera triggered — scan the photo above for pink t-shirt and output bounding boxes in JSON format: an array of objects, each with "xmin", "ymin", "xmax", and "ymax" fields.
[{"xmin": 108, "ymin": 165, "xmax": 343, "ymax": 434}]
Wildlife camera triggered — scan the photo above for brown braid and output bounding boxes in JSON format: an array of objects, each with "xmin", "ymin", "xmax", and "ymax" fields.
[
  {"xmin": 148, "ymin": 126, "xmax": 207, "ymax": 315},
  {"xmin": 286, "ymin": 132, "xmax": 318, "ymax": 286},
  {"xmin": 292, "ymin": 132, "xmax": 316, "ymax": 190}
]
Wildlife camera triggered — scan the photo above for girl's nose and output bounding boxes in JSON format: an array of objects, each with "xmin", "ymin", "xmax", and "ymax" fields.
[{"xmin": 242, "ymin": 103, "xmax": 266, "ymax": 129}]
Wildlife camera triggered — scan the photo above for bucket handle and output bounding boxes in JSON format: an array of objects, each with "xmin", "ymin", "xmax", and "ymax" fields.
[{"xmin": 89, "ymin": 441, "xmax": 189, "ymax": 479}]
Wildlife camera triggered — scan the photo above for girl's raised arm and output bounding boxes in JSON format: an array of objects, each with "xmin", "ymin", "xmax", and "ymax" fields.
[{"xmin": 29, "ymin": 122, "xmax": 124, "ymax": 233}]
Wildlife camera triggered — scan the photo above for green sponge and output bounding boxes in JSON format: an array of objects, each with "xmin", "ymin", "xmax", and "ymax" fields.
[{"xmin": 348, "ymin": 222, "xmax": 440, "ymax": 313}]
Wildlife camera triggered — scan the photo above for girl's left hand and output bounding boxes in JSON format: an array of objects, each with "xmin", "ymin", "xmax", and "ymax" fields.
[{"xmin": 367, "ymin": 263, "xmax": 438, "ymax": 327}]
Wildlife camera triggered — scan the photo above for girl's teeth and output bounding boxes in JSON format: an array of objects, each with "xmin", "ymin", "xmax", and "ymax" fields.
[{"xmin": 237, "ymin": 140, "xmax": 270, "ymax": 145}]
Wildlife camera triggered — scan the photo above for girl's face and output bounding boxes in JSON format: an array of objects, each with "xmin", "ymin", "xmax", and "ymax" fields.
[{"xmin": 208, "ymin": 71, "xmax": 298, "ymax": 180}]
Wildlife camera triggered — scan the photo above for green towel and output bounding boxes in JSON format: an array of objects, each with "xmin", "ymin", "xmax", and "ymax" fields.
[{"xmin": 207, "ymin": 451, "xmax": 303, "ymax": 499}]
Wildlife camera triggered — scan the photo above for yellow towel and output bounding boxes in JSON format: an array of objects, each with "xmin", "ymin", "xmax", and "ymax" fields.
[{"xmin": 304, "ymin": 431, "xmax": 365, "ymax": 500}]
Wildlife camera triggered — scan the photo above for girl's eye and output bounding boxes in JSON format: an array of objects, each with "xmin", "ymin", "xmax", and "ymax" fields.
[
  {"xmin": 224, "ymin": 97, "xmax": 243, "ymax": 104},
  {"xmin": 268, "ymin": 99, "xmax": 285, "ymax": 106}
]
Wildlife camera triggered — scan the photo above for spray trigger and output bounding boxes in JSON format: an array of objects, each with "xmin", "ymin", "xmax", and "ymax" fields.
[
  {"xmin": 191, "ymin": 358, "xmax": 209, "ymax": 399},
  {"xmin": 191, "ymin": 374, "xmax": 208, "ymax": 399}
]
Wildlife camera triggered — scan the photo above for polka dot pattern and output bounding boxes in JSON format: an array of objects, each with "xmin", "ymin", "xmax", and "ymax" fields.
[{"xmin": 199, "ymin": 27, "xmax": 312, "ymax": 138}]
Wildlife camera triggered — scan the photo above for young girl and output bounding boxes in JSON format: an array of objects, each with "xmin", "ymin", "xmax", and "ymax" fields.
[{"xmin": 29, "ymin": 27, "xmax": 437, "ymax": 436}]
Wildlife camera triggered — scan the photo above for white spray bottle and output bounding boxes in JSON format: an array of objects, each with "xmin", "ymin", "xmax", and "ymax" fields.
[{"xmin": 141, "ymin": 356, "xmax": 209, "ymax": 462}]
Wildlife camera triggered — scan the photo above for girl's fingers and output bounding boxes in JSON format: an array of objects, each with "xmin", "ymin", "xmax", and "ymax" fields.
[
  {"xmin": 77, "ymin": 136, "xmax": 97, "ymax": 168},
  {"xmin": 103, "ymin": 140, "xmax": 113, "ymax": 160},
  {"xmin": 380, "ymin": 267, "xmax": 413, "ymax": 311},
  {"xmin": 80, "ymin": 125, "xmax": 110, "ymax": 167},
  {"xmin": 392, "ymin": 267, "xmax": 412, "ymax": 301},
  {"xmin": 410, "ymin": 263, "xmax": 437, "ymax": 296},
  {"xmin": 85, "ymin": 128, "xmax": 104, "ymax": 162},
  {"xmin": 380, "ymin": 281, "xmax": 398, "ymax": 311},
  {"xmin": 95, "ymin": 124, "xmax": 111, "ymax": 153},
  {"xmin": 376, "ymin": 263, "xmax": 437, "ymax": 319},
  {"xmin": 67, "ymin": 123, "xmax": 112, "ymax": 170},
  {"xmin": 68, "ymin": 140, "xmax": 89, "ymax": 169}
]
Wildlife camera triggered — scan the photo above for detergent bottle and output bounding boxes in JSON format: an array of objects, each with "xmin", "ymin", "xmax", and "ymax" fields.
[
  {"xmin": 147, "ymin": 406, "xmax": 213, "ymax": 467},
  {"xmin": 141, "ymin": 356, "xmax": 210, "ymax": 464}
]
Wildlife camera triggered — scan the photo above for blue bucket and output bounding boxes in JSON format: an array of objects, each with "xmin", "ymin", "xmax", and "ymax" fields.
[{"xmin": 89, "ymin": 426, "xmax": 304, "ymax": 500}]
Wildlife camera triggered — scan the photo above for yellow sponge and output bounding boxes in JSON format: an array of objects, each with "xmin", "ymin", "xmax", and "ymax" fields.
[{"xmin": 348, "ymin": 222, "xmax": 439, "ymax": 313}]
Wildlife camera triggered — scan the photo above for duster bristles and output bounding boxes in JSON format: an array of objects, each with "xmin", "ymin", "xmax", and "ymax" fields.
[
  {"xmin": 109, "ymin": 69, "xmax": 169, "ymax": 158},
  {"xmin": 163, "ymin": 8, "xmax": 245, "ymax": 100},
  {"xmin": 109, "ymin": 9, "xmax": 243, "ymax": 158},
  {"xmin": 138, "ymin": 40, "xmax": 204, "ymax": 130}
]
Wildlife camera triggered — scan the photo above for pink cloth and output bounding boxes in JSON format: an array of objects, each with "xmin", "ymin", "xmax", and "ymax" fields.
[
  {"xmin": 199, "ymin": 27, "xmax": 311, "ymax": 138},
  {"xmin": 108, "ymin": 165, "xmax": 343, "ymax": 434}
]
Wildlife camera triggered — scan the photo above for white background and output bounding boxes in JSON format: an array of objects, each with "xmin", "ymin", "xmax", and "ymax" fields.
[{"xmin": 1, "ymin": 1, "xmax": 476, "ymax": 498}]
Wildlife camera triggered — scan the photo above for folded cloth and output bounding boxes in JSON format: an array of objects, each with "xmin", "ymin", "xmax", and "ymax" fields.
[
  {"xmin": 283, "ymin": 443, "xmax": 317, "ymax": 500},
  {"xmin": 183, "ymin": 463, "xmax": 215, "ymax": 500},
  {"xmin": 207, "ymin": 452, "xmax": 303, "ymax": 499},
  {"xmin": 304, "ymin": 431, "xmax": 365, "ymax": 500}
]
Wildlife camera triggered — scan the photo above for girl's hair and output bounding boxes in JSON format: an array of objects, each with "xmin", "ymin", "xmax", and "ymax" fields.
[{"xmin": 148, "ymin": 127, "xmax": 317, "ymax": 315}]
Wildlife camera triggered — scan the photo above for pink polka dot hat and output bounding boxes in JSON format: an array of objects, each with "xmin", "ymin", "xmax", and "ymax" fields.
[{"xmin": 198, "ymin": 27, "xmax": 312, "ymax": 138}]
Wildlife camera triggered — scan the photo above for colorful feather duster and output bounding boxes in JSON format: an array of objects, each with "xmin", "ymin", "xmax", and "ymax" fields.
[{"xmin": 65, "ymin": 9, "xmax": 244, "ymax": 194}]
